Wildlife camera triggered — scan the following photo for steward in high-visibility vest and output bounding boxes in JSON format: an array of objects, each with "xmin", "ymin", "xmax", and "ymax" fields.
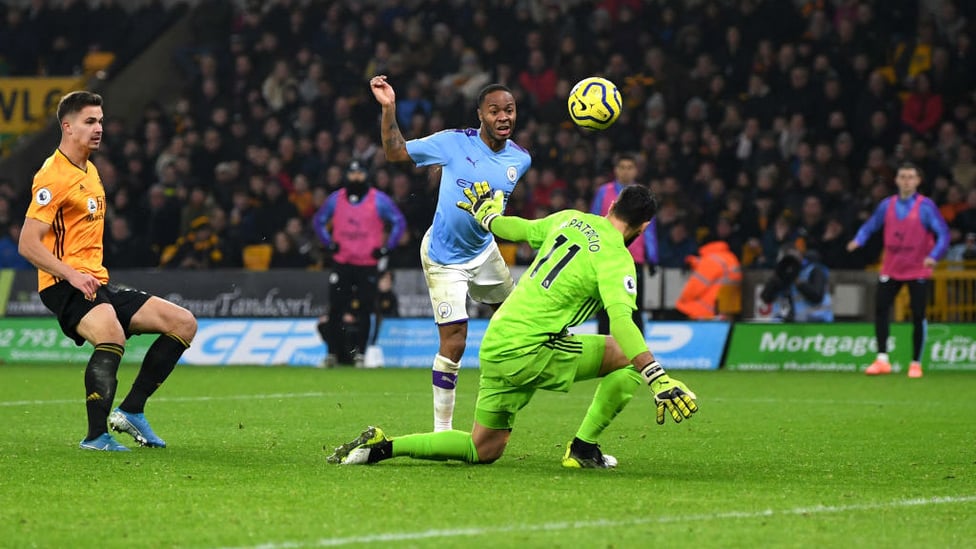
[{"xmin": 675, "ymin": 241, "xmax": 741, "ymax": 320}]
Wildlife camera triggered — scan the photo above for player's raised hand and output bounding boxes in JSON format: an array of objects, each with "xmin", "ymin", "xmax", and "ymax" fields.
[
  {"xmin": 369, "ymin": 75, "xmax": 395, "ymax": 106},
  {"xmin": 456, "ymin": 181, "xmax": 504, "ymax": 230},
  {"xmin": 640, "ymin": 362, "xmax": 698, "ymax": 425}
]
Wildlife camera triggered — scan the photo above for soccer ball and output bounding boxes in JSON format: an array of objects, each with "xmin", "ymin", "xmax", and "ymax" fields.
[{"xmin": 567, "ymin": 77, "xmax": 622, "ymax": 130}]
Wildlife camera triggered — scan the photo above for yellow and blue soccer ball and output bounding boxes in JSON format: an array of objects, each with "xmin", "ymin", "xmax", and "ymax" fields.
[{"xmin": 567, "ymin": 76, "xmax": 622, "ymax": 130}]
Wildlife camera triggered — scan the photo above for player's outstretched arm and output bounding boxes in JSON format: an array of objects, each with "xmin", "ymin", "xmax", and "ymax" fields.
[
  {"xmin": 606, "ymin": 306, "xmax": 698, "ymax": 425},
  {"xmin": 370, "ymin": 75, "xmax": 410, "ymax": 162}
]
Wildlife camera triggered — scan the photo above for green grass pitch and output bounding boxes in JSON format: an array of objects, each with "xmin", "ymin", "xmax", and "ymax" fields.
[{"xmin": 1, "ymin": 364, "xmax": 974, "ymax": 548}]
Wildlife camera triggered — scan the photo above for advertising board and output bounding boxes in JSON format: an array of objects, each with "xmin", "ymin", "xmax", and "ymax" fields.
[{"xmin": 725, "ymin": 322, "xmax": 976, "ymax": 371}]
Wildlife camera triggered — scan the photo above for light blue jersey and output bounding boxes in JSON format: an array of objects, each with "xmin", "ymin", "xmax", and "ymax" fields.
[{"xmin": 406, "ymin": 128, "xmax": 531, "ymax": 264}]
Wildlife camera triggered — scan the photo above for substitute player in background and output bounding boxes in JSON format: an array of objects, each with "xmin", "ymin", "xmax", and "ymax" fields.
[
  {"xmin": 370, "ymin": 75, "xmax": 531, "ymax": 431},
  {"xmin": 312, "ymin": 160, "xmax": 406, "ymax": 367},
  {"xmin": 19, "ymin": 91, "xmax": 197, "ymax": 451},
  {"xmin": 847, "ymin": 162, "xmax": 949, "ymax": 378},
  {"xmin": 327, "ymin": 183, "xmax": 697, "ymax": 468},
  {"xmin": 590, "ymin": 153, "xmax": 658, "ymax": 335}
]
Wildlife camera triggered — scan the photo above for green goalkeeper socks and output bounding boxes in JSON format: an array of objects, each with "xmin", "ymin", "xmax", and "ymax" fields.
[
  {"xmin": 575, "ymin": 367, "xmax": 642, "ymax": 444},
  {"xmin": 393, "ymin": 430, "xmax": 480, "ymax": 463}
]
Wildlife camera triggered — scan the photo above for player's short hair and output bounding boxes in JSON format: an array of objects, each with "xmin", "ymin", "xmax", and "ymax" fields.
[
  {"xmin": 897, "ymin": 161, "xmax": 924, "ymax": 180},
  {"xmin": 477, "ymin": 84, "xmax": 513, "ymax": 108},
  {"xmin": 611, "ymin": 184, "xmax": 658, "ymax": 228},
  {"xmin": 57, "ymin": 91, "xmax": 103, "ymax": 123},
  {"xmin": 615, "ymin": 153, "xmax": 637, "ymax": 166}
]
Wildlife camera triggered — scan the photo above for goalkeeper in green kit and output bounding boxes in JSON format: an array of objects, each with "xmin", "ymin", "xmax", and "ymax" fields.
[{"xmin": 326, "ymin": 182, "xmax": 698, "ymax": 468}]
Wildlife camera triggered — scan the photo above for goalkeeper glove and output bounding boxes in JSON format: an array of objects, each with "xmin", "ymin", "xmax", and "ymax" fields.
[
  {"xmin": 640, "ymin": 361, "xmax": 698, "ymax": 425},
  {"xmin": 456, "ymin": 180, "xmax": 504, "ymax": 230}
]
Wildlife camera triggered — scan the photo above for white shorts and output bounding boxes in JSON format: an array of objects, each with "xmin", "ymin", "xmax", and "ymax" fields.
[{"xmin": 420, "ymin": 228, "xmax": 514, "ymax": 325}]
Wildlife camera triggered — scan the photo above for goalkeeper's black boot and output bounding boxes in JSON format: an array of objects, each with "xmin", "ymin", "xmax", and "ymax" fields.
[{"xmin": 561, "ymin": 438, "xmax": 618, "ymax": 469}]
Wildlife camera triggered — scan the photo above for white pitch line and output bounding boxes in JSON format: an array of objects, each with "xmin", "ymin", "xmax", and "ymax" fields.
[{"xmin": 229, "ymin": 494, "xmax": 976, "ymax": 549}]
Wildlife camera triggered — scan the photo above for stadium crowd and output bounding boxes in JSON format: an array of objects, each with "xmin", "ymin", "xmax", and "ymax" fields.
[
  {"xmin": 2, "ymin": 0, "xmax": 976, "ymax": 272},
  {"xmin": 0, "ymin": 0, "xmax": 183, "ymax": 77}
]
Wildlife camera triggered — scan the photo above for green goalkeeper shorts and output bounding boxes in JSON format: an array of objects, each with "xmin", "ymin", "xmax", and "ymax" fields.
[{"xmin": 475, "ymin": 334, "xmax": 605, "ymax": 430}]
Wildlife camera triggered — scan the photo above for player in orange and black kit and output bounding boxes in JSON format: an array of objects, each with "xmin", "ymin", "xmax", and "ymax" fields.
[{"xmin": 19, "ymin": 91, "xmax": 198, "ymax": 451}]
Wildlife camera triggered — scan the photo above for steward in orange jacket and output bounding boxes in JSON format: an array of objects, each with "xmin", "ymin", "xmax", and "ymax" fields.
[{"xmin": 675, "ymin": 241, "xmax": 742, "ymax": 319}]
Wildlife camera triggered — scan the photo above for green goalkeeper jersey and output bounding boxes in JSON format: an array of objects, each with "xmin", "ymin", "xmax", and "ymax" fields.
[{"xmin": 480, "ymin": 209, "xmax": 638, "ymax": 361}]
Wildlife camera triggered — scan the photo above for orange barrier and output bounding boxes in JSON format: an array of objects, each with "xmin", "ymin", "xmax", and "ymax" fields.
[{"xmin": 895, "ymin": 261, "xmax": 976, "ymax": 321}]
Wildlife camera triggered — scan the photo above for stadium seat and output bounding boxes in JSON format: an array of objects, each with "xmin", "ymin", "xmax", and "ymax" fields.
[
  {"xmin": 83, "ymin": 52, "xmax": 115, "ymax": 75},
  {"xmin": 717, "ymin": 283, "xmax": 742, "ymax": 318},
  {"xmin": 497, "ymin": 242, "xmax": 517, "ymax": 266},
  {"xmin": 242, "ymin": 244, "xmax": 273, "ymax": 271}
]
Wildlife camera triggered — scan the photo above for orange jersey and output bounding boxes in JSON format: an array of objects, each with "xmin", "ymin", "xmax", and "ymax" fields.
[{"xmin": 25, "ymin": 149, "xmax": 109, "ymax": 291}]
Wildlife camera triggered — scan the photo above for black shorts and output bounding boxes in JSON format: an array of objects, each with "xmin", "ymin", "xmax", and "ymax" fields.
[{"xmin": 39, "ymin": 281, "xmax": 153, "ymax": 346}]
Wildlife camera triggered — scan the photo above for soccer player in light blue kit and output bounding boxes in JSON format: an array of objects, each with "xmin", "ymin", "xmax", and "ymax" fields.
[{"xmin": 369, "ymin": 75, "xmax": 531, "ymax": 431}]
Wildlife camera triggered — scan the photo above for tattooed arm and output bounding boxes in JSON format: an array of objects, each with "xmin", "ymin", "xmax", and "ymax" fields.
[{"xmin": 370, "ymin": 75, "xmax": 411, "ymax": 162}]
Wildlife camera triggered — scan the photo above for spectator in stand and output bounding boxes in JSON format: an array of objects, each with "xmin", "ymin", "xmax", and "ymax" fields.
[
  {"xmin": 0, "ymin": 195, "xmax": 15, "ymax": 236},
  {"xmin": 262, "ymin": 59, "xmax": 298, "ymax": 112},
  {"xmin": 439, "ymin": 49, "xmax": 491, "ymax": 104},
  {"xmin": 145, "ymin": 184, "xmax": 182, "ymax": 265},
  {"xmin": 856, "ymin": 71, "xmax": 899, "ymax": 134},
  {"xmin": 953, "ymin": 189, "xmax": 976, "ymax": 237},
  {"xmin": 796, "ymin": 195, "xmax": 827, "ymax": 253},
  {"xmin": 395, "ymin": 80, "xmax": 432, "ymax": 129},
  {"xmin": 901, "ymin": 73, "xmax": 944, "ymax": 138},
  {"xmin": 885, "ymin": 20, "xmax": 937, "ymax": 87},
  {"xmin": 0, "ymin": 7, "xmax": 40, "ymax": 76},
  {"xmin": 160, "ymin": 215, "xmax": 228, "ymax": 270},
  {"xmin": 518, "ymin": 49, "xmax": 558, "ymax": 109},
  {"xmin": 253, "ymin": 179, "xmax": 299, "ymax": 243},
  {"xmin": 104, "ymin": 217, "xmax": 154, "ymax": 270},
  {"xmin": 946, "ymin": 231, "xmax": 976, "ymax": 261},
  {"xmin": 281, "ymin": 216, "xmax": 319, "ymax": 267},
  {"xmin": 658, "ymin": 220, "xmax": 698, "ymax": 269},
  {"xmin": 208, "ymin": 207, "xmax": 242, "ymax": 269},
  {"xmin": 269, "ymin": 230, "xmax": 313, "ymax": 269},
  {"xmin": 179, "ymin": 185, "xmax": 212, "ymax": 236},
  {"xmin": 288, "ymin": 173, "xmax": 317, "ymax": 219},
  {"xmin": 724, "ymin": 189, "xmax": 762, "ymax": 262},
  {"xmin": 0, "ymin": 222, "xmax": 32, "ymax": 270},
  {"xmin": 759, "ymin": 210, "xmax": 801, "ymax": 269},
  {"xmin": 939, "ymin": 184, "xmax": 968, "ymax": 226},
  {"xmin": 949, "ymin": 131, "xmax": 976, "ymax": 191},
  {"xmin": 818, "ymin": 215, "xmax": 852, "ymax": 269},
  {"xmin": 847, "ymin": 163, "xmax": 950, "ymax": 379},
  {"xmin": 590, "ymin": 154, "xmax": 658, "ymax": 336}
]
